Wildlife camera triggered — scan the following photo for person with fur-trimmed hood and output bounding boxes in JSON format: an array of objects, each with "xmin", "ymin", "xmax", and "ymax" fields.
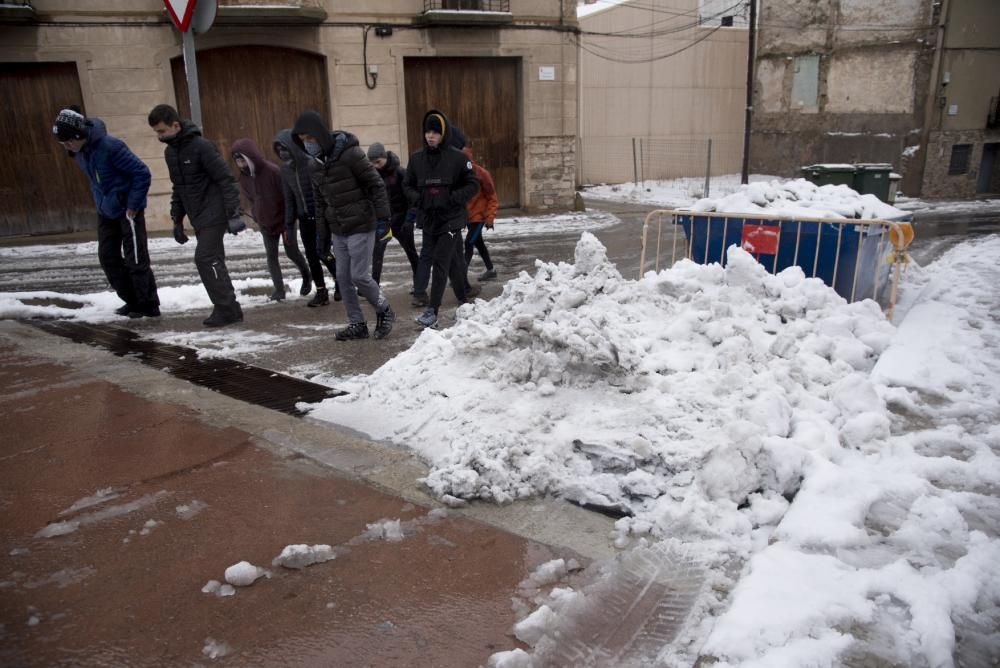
[
  {"xmin": 291, "ymin": 110, "xmax": 395, "ymax": 341},
  {"xmin": 403, "ymin": 109, "xmax": 479, "ymax": 329},
  {"xmin": 273, "ymin": 129, "xmax": 340, "ymax": 306},
  {"xmin": 230, "ymin": 137, "xmax": 310, "ymax": 302},
  {"xmin": 52, "ymin": 106, "xmax": 160, "ymax": 319}
]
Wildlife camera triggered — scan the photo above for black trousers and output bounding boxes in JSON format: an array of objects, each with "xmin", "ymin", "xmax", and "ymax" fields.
[
  {"xmin": 428, "ymin": 228, "xmax": 469, "ymax": 311},
  {"xmin": 464, "ymin": 222, "xmax": 493, "ymax": 271},
  {"xmin": 97, "ymin": 211, "xmax": 159, "ymax": 307},
  {"xmin": 299, "ymin": 215, "xmax": 336, "ymax": 290},
  {"xmin": 194, "ymin": 223, "xmax": 239, "ymax": 313}
]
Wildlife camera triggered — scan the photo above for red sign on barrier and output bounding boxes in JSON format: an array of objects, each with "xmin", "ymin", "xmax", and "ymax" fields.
[
  {"xmin": 741, "ymin": 223, "xmax": 780, "ymax": 255},
  {"xmin": 164, "ymin": 0, "xmax": 197, "ymax": 32}
]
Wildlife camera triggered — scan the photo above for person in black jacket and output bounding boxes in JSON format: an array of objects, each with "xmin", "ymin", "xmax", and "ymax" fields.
[
  {"xmin": 366, "ymin": 142, "xmax": 419, "ymax": 286},
  {"xmin": 148, "ymin": 104, "xmax": 245, "ymax": 328},
  {"xmin": 404, "ymin": 110, "xmax": 479, "ymax": 329},
  {"xmin": 273, "ymin": 129, "xmax": 340, "ymax": 307},
  {"xmin": 292, "ymin": 110, "xmax": 395, "ymax": 341}
]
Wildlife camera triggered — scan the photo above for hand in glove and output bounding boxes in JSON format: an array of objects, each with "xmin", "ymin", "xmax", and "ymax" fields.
[
  {"xmin": 485, "ymin": 220, "xmax": 495, "ymax": 230},
  {"xmin": 227, "ymin": 216, "xmax": 246, "ymax": 235},
  {"xmin": 172, "ymin": 220, "xmax": 189, "ymax": 245},
  {"xmin": 376, "ymin": 218, "xmax": 393, "ymax": 242}
]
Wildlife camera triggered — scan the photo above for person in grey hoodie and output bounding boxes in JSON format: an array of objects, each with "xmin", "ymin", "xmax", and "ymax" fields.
[
  {"xmin": 273, "ymin": 129, "xmax": 339, "ymax": 306},
  {"xmin": 291, "ymin": 110, "xmax": 395, "ymax": 341}
]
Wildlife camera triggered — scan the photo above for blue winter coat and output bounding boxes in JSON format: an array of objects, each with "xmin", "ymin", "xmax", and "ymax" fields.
[{"xmin": 71, "ymin": 118, "xmax": 151, "ymax": 219}]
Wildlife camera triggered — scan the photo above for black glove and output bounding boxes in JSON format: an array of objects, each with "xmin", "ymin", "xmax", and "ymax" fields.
[
  {"xmin": 173, "ymin": 221, "xmax": 188, "ymax": 245},
  {"xmin": 227, "ymin": 216, "xmax": 246, "ymax": 235}
]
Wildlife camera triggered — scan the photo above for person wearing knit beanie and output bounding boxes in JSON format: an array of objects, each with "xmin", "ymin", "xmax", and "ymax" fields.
[
  {"xmin": 366, "ymin": 142, "xmax": 387, "ymax": 162},
  {"xmin": 52, "ymin": 106, "xmax": 87, "ymax": 142},
  {"xmin": 51, "ymin": 105, "xmax": 161, "ymax": 318}
]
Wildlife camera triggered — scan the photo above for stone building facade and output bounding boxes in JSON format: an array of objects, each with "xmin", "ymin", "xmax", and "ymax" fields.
[
  {"xmin": 750, "ymin": 0, "xmax": 1000, "ymax": 199},
  {"xmin": 0, "ymin": 0, "xmax": 580, "ymax": 236}
]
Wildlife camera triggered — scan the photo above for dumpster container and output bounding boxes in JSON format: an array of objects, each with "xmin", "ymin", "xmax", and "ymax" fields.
[
  {"xmin": 676, "ymin": 209, "xmax": 912, "ymax": 304},
  {"xmin": 853, "ymin": 163, "xmax": 894, "ymax": 201},
  {"xmin": 801, "ymin": 164, "xmax": 856, "ymax": 187}
]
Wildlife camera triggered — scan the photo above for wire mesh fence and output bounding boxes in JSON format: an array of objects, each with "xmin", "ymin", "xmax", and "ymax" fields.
[{"xmin": 579, "ymin": 135, "xmax": 744, "ymax": 192}]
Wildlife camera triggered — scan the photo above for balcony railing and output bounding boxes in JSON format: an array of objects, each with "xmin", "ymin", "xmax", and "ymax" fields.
[{"xmin": 424, "ymin": 0, "xmax": 511, "ymax": 12}]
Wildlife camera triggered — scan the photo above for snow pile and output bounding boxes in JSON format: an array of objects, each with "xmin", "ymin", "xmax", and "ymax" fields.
[
  {"xmin": 201, "ymin": 580, "xmax": 235, "ymax": 597},
  {"xmin": 224, "ymin": 561, "xmax": 267, "ymax": 587},
  {"xmin": 582, "ymin": 174, "xmax": 781, "ymax": 208},
  {"xmin": 690, "ymin": 178, "xmax": 907, "ymax": 220},
  {"xmin": 311, "ymin": 233, "xmax": 893, "ymax": 532},
  {"xmin": 312, "ymin": 232, "xmax": 1000, "ymax": 665},
  {"xmin": 271, "ymin": 544, "xmax": 337, "ymax": 570},
  {"xmin": 700, "ymin": 235, "xmax": 1000, "ymax": 666},
  {"xmin": 362, "ymin": 519, "xmax": 405, "ymax": 542}
]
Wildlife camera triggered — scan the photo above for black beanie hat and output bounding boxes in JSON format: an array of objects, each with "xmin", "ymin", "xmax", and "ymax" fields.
[
  {"xmin": 53, "ymin": 106, "xmax": 86, "ymax": 142},
  {"xmin": 424, "ymin": 113, "xmax": 445, "ymax": 136}
]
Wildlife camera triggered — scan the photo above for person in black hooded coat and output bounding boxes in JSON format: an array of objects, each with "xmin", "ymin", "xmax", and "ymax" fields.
[
  {"xmin": 291, "ymin": 110, "xmax": 395, "ymax": 341},
  {"xmin": 273, "ymin": 129, "xmax": 340, "ymax": 306},
  {"xmin": 148, "ymin": 104, "xmax": 244, "ymax": 328},
  {"xmin": 403, "ymin": 109, "xmax": 479, "ymax": 329}
]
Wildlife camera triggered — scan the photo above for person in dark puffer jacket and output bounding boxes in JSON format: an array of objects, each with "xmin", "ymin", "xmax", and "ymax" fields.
[
  {"xmin": 52, "ymin": 106, "xmax": 160, "ymax": 318},
  {"xmin": 292, "ymin": 110, "xmax": 395, "ymax": 341},
  {"xmin": 231, "ymin": 137, "xmax": 310, "ymax": 302},
  {"xmin": 273, "ymin": 129, "xmax": 340, "ymax": 306},
  {"xmin": 148, "ymin": 104, "xmax": 245, "ymax": 328},
  {"xmin": 404, "ymin": 109, "xmax": 479, "ymax": 330},
  {"xmin": 366, "ymin": 142, "xmax": 419, "ymax": 287}
]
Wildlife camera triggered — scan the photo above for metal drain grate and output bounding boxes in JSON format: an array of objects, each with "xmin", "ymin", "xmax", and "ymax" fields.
[{"xmin": 30, "ymin": 320, "xmax": 344, "ymax": 416}]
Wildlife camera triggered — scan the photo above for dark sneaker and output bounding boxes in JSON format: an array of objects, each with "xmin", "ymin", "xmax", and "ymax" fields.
[
  {"xmin": 373, "ymin": 305, "xmax": 395, "ymax": 340},
  {"xmin": 479, "ymin": 269, "xmax": 497, "ymax": 281},
  {"xmin": 128, "ymin": 304, "xmax": 161, "ymax": 319},
  {"xmin": 115, "ymin": 303, "xmax": 136, "ymax": 316},
  {"xmin": 203, "ymin": 304, "xmax": 242, "ymax": 328},
  {"xmin": 335, "ymin": 321, "xmax": 369, "ymax": 341},
  {"xmin": 269, "ymin": 290, "xmax": 286, "ymax": 302},
  {"xmin": 411, "ymin": 293, "xmax": 429, "ymax": 307},
  {"xmin": 333, "ymin": 285, "xmax": 343, "ymax": 302},
  {"xmin": 299, "ymin": 282, "xmax": 312, "ymax": 297},
  {"xmin": 307, "ymin": 287, "xmax": 329, "ymax": 307},
  {"xmin": 415, "ymin": 308, "xmax": 439, "ymax": 329},
  {"xmin": 465, "ymin": 284, "xmax": 481, "ymax": 300}
]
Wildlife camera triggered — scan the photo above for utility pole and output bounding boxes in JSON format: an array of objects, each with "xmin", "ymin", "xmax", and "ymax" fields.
[{"xmin": 740, "ymin": 0, "xmax": 757, "ymax": 184}]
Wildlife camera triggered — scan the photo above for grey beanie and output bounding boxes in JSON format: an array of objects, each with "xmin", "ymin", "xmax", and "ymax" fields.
[{"xmin": 366, "ymin": 142, "xmax": 387, "ymax": 161}]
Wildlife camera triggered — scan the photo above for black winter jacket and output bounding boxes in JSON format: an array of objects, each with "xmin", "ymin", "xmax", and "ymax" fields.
[
  {"xmin": 376, "ymin": 151, "xmax": 409, "ymax": 218},
  {"xmin": 403, "ymin": 109, "xmax": 479, "ymax": 233},
  {"xmin": 291, "ymin": 111, "xmax": 389, "ymax": 236},
  {"xmin": 273, "ymin": 129, "xmax": 316, "ymax": 226},
  {"xmin": 162, "ymin": 121, "xmax": 240, "ymax": 230}
]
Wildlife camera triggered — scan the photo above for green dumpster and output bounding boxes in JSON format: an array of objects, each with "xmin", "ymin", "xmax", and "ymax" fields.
[
  {"xmin": 801, "ymin": 164, "xmax": 857, "ymax": 187},
  {"xmin": 853, "ymin": 163, "xmax": 894, "ymax": 201}
]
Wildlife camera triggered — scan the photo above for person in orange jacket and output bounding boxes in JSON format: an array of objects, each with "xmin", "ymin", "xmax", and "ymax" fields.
[{"xmin": 462, "ymin": 146, "xmax": 498, "ymax": 281}]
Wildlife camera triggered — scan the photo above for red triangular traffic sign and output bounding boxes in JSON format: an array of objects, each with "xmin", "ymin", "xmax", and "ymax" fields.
[{"xmin": 164, "ymin": 0, "xmax": 197, "ymax": 32}]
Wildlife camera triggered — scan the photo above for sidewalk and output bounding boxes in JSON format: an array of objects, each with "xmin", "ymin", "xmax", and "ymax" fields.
[{"xmin": 0, "ymin": 321, "xmax": 614, "ymax": 666}]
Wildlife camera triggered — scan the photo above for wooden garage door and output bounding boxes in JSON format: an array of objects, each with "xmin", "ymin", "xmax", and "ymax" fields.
[
  {"xmin": 172, "ymin": 46, "xmax": 329, "ymax": 169},
  {"xmin": 404, "ymin": 57, "xmax": 520, "ymax": 208},
  {"xmin": 0, "ymin": 62, "xmax": 94, "ymax": 237}
]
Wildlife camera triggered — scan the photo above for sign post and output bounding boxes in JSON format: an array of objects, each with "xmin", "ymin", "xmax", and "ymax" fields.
[{"xmin": 163, "ymin": 0, "xmax": 215, "ymax": 129}]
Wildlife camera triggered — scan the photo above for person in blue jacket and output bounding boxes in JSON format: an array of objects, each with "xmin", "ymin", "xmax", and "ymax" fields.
[{"xmin": 53, "ymin": 106, "xmax": 160, "ymax": 317}]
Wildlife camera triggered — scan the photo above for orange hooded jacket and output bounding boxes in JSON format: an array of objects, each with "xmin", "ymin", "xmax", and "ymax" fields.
[{"xmin": 462, "ymin": 147, "xmax": 498, "ymax": 227}]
